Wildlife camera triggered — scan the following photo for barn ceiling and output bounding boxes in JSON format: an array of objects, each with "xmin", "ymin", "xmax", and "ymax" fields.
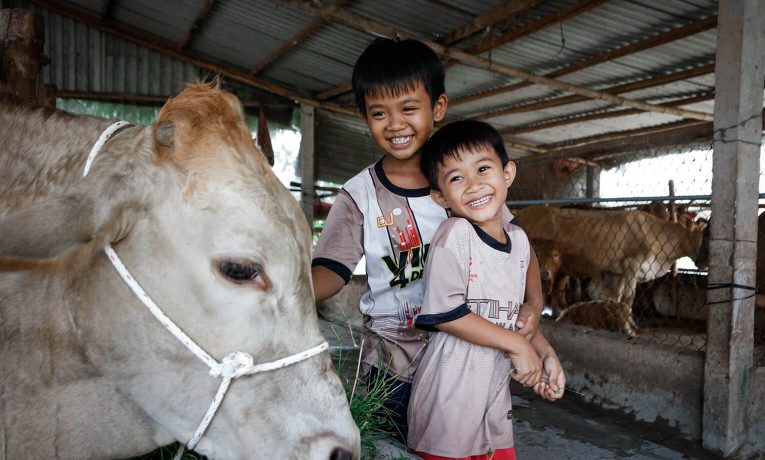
[{"xmin": 6, "ymin": 0, "xmax": 752, "ymax": 184}]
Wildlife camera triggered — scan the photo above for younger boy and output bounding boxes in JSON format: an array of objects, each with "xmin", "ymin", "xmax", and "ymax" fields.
[
  {"xmin": 409, "ymin": 120, "xmax": 565, "ymax": 460},
  {"xmin": 311, "ymin": 38, "xmax": 544, "ymax": 441}
]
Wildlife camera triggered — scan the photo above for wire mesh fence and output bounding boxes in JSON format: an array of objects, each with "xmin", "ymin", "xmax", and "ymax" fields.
[{"xmin": 510, "ymin": 140, "xmax": 765, "ymax": 367}]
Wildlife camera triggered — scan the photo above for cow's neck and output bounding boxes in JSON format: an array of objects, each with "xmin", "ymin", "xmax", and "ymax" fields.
[
  {"xmin": 654, "ymin": 219, "xmax": 700, "ymax": 261},
  {"xmin": 0, "ymin": 273, "xmax": 168, "ymax": 458},
  {"xmin": 0, "ymin": 102, "xmax": 146, "ymax": 214}
]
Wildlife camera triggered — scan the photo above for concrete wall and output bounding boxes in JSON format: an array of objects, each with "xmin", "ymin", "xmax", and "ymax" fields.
[
  {"xmin": 541, "ymin": 321, "xmax": 705, "ymax": 438},
  {"xmin": 746, "ymin": 368, "xmax": 765, "ymax": 455}
]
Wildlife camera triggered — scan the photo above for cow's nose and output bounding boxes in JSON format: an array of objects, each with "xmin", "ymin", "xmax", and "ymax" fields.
[{"xmin": 330, "ymin": 447, "xmax": 355, "ymax": 460}]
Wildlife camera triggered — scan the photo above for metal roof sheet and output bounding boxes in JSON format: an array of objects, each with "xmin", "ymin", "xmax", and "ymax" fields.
[{"xmin": 6, "ymin": 0, "xmax": 746, "ymax": 184}]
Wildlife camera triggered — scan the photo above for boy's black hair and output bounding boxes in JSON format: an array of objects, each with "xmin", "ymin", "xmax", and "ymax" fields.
[
  {"xmin": 352, "ymin": 38, "xmax": 445, "ymax": 116},
  {"xmin": 421, "ymin": 120, "xmax": 510, "ymax": 190}
]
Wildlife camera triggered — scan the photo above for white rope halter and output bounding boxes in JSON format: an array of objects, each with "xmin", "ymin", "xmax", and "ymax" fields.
[{"xmin": 83, "ymin": 122, "xmax": 329, "ymax": 460}]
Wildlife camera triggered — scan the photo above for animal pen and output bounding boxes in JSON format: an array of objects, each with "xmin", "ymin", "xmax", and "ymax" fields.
[{"xmin": 1, "ymin": 0, "xmax": 764, "ymax": 458}]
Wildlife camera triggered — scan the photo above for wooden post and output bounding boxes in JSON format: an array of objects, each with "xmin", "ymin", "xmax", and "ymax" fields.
[
  {"xmin": 299, "ymin": 104, "xmax": 316, "ymax": 230},
  {"xmin": 704, "ymin": 0, "xmax": 764, "ymax": 455},
  {"xmin": 0, "ymin": 8, "xmax": 53, "ymax": 105},
  {"xmin": 585, "ymin": 165, "xmax": 596, "ymax": 199}
]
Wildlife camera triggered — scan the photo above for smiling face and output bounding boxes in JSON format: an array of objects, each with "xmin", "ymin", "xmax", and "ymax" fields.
[
  {"xmin": 363, "ymin": 84, "xmax": 447, "ymax": 162},
  {"xmin": 431, "ymin": 145, "xmax": 516, "ymax": 236}
]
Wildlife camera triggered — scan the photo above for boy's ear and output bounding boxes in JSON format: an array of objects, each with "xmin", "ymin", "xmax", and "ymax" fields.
[
  {"xmin": 432, "ymin": 94, "xmax": 448, "ymax": 123},
  {"xmin": 504, "ymin": 161, "xmax": 517, "ymax": 188},
  {"xmin": 430, "ymin": 189, "xmax": 449, "ymax": 209}
]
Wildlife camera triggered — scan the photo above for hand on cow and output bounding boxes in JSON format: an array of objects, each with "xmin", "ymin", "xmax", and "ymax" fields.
[
  {"xmin": 507, "ymin": 339, "xmax": 542, "ymax": 388},
  {"xmin": 534, "ymin": 355, "xmax": 567, "ymax": 401},
  {"xmin": 515, "ymin": 302, "xmax": 541, "ymax": 340}
]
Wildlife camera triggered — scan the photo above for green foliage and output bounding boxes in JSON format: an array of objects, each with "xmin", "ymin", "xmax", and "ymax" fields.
[
  {"xmin": 56, "ymin": 99, "xmax": 161, "ymax": 125},
  {"xmin": 337, "ymin": 350, "xmax": 399, "ymax": 459},
  {"xmin": 125, "ymin": 443, "xmax": 199, "ymax": 460}
]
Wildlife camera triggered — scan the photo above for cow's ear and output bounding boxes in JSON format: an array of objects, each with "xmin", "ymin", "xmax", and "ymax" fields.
[
  {"xmin": 561, "ymin": 242, "xmax": 579, "ymax": 254},
  {"xmin": 154, "ymin": 120, "xmax": 175, "ymax": 156},
  {"xmin": 0, "ymin": 194, "xmax": 130, "ymax": 271}
]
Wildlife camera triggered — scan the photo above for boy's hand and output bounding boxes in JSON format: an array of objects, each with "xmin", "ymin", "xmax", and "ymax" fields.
[
  {"xmin": 515, "ymin": 302, "xmax": 540, "ymax": 339},
  {"xmin": 507, "ymin": 339, "xmax": 542, "ymax": 388},
  {"xmin": 534, "ymin": 355, "xmax": 566, "ymax": 401}
]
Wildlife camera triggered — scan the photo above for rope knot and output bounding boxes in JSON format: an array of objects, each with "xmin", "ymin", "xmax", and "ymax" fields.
[{"xmin": 210, "ymin": 351, "xmax": 254, "ymax": 379}]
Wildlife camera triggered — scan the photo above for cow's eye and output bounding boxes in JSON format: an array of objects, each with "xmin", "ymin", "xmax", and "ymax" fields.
[
  {"xmin": 220, "ymin": 261, "xmax": 259, "ymax": 281},
  {"xmin": 217, "ymin": 260, "xmax": 271, "ymax": 290}
]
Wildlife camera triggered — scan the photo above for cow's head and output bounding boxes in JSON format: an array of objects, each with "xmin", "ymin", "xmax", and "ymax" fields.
[
  {"xmin": 0, "ymin": 84, "xmax": 359, "ymax": 459},
  {"xmin": 531, "ymin": 238, "xmax": 578, "ymax": 295},
  {"xmin": 682, "ymin": 215, "xmax": 709, "ymax": 269}
]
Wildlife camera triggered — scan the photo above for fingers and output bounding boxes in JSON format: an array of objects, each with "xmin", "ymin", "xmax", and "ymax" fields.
[{"xmin": 511, "ymin": 363, "xmax": 542, "ymax": 387}]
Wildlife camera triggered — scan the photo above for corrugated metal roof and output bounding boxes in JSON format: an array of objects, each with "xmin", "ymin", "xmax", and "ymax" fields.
[{"xmin": 3, "ymin": 0, "xmax": 744, "ymax": 184}]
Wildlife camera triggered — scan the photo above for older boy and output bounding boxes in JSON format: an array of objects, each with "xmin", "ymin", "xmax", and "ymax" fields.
[{"xmin": 311, "ymin": 38, "xmax": 544, "ymax": 440}]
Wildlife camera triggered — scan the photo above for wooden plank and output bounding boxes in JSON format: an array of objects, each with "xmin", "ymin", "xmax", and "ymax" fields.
[
  {"xmin": 0, "ymin": 8, "xmax": 48, "ymax": 103},
  {"xmin": 300, "ymin": 104, "xmax": 316, "ymax": 225}
]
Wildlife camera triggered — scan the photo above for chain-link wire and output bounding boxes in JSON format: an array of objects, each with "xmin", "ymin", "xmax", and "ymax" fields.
[{"xmin": 511, "ymin": 140, "xmax": 764, "ymax": 367}]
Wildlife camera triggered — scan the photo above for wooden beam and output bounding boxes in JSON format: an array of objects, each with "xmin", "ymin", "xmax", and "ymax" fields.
[
  {"xmin": 502, "ymin": 92, "xmax": 715, "ymax": 136},
  {"xmin": 177, "ymin": 0, "xmax": 216, "ymax": 49},
  {"xmin": 478, "ymin": 63, "xmax": 715, "ymax": 120},
  {"xmin": 540, "ymin": 119, "xmax": 710, "ymax": 155},
  {"xmin": 252, "ymin": 0, "xmax": 350, "ymax": 76},
  {"xmin": 454, "ymin": 16, "xmax": 717, "ymax": 107},
  {"xmin": 316, "ymin": 0, "xmax": 539, "ymax": 101},
  {"xmin": 317, "ymin": 81, "xmax": 352, "ymax": 101},
  {"xmin": 300, "ymin": 104, "xmax": 316, "ymax": 225},
  {"xmin": 440, "ymin": 0, "xmax": 539, "ymax": 46},
  {"xmin": 55, "ymin": 90, "xmax": 286, "ymax": 109},
  {"xmin": 466, "ymin": 0, "xmax": 609, "ymax": 56},
  {"xmin": 100, "ymin": 0, "xmax": 114, "ymax": 20},
  {"xmin": 28, "ymin": 0, "xmax": 358, "ymax": 118},
  {"xmin": 290, "ymin": 0, "xmax": 713, "ymax": 122}
]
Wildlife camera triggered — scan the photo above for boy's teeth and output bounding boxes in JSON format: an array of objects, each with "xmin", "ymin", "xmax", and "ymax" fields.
[
  {"xmin": 468, "ymin": 196, "xmax": 491, "ymax": 207},
  {"xmin": 391, "ymin": 136, "xmax": 413, "ymax": 145}
]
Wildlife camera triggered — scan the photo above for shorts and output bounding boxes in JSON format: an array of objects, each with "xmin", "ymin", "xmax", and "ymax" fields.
[{"xmin": 416, "ymin": 447, "xmax": 516, "ymax": 460}]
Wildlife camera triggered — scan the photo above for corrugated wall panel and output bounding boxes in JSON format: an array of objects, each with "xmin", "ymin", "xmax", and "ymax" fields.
[
  {"xmin": 316, "ymin": 110, "xmax": 379, "ymax": 184},
  {"xmin": 8, "ymin": 0, "xmax": 202, "ymax": 96}
]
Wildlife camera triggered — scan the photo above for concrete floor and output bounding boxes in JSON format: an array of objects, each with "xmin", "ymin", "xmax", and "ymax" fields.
[
  {"xmin": 320, "ymin": 318, "xmax": 726, "ymax": 460},
  {"xmin": 371, "ymin": 386, "xmax": 723, "ymax": 460}
]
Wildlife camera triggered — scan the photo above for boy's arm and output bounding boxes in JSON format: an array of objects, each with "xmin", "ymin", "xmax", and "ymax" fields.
[
  {"xmin": 517, "ymin": 247, "xmax": 544, "ymax": 339},
  {"xmin": 311, "ymin": 190, "xmax": 364, "ymax": 303},
  {"xmin": 435, "ymin": 313, "xmax": 542, "ymax": 388},
  {"xmin": 312, "ymin": 266, "xmax": 347, "ymax": 303},
  {"xmin": 529, "ymin": 331, "xmax": 566, "ymax": 401}
]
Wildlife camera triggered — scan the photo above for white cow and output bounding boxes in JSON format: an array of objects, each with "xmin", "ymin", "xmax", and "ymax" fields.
[{"xmin": 0, "ymin": 84, "xmax": 359, "ymax": 459}]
